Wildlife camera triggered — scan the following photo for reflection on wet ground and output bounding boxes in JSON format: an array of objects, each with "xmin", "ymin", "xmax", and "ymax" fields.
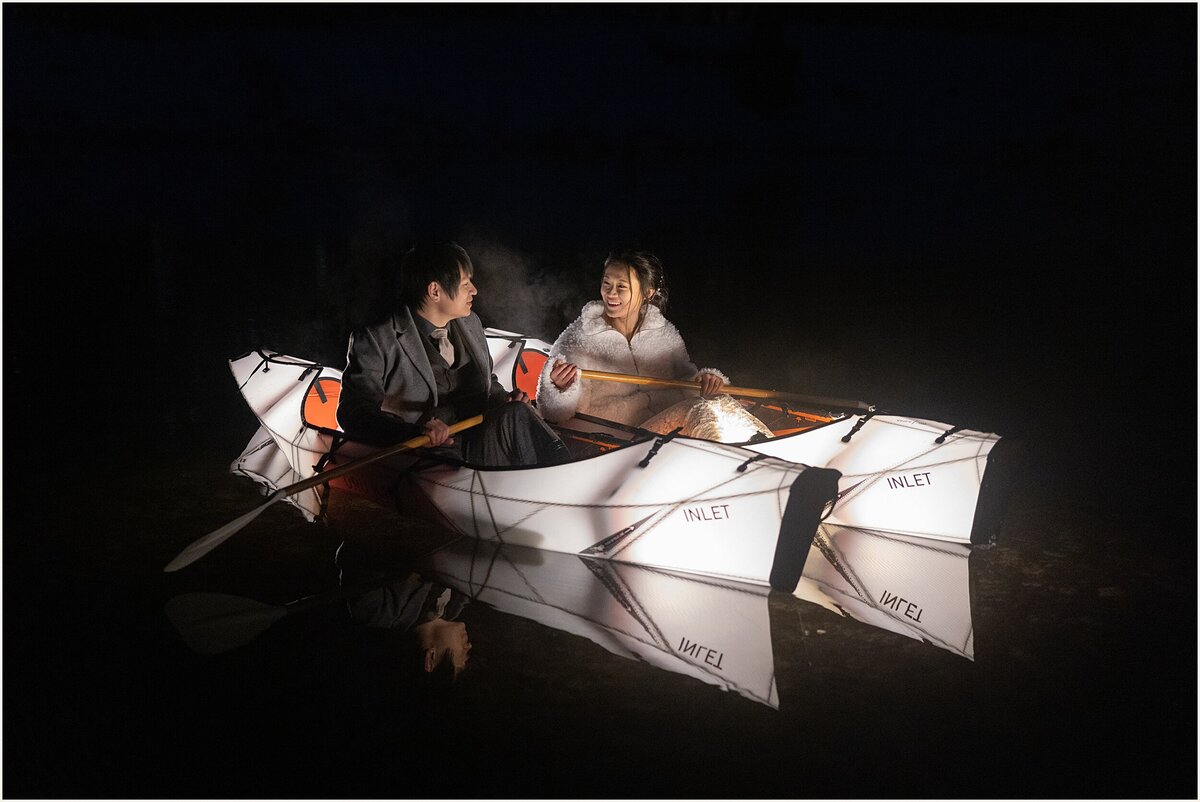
[
  {"xmin": 424, "ymin": 537, "xmax": 786, "ymax": 708},
  {"xmin": 3, "ymin": 441, "xmax": 1196, "ymax": 799},
  {"xmin": 421, "ymin": 522, "xmax": 974, "ymax": 710},
  {"xmin": 165, "ymin": 522, "xmax": 978, "ymax": 712},
  {"xmin": 799, "ymin": 525, "xmax": 974, "ymax": 661}
]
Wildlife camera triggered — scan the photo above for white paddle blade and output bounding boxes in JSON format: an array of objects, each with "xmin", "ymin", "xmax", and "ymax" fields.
[
  {"xmin": 165, "ymin": 592, "xmax": 287, "ymax": 655},
  {"xmin": 163, "ymin": 494, "xmax": 280, "ymax": 572}
]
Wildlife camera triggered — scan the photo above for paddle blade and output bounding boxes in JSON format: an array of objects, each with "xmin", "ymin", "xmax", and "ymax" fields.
[
  {"xmin": 165, "ymin": 592, "xmax": 287, "ymax": 655},
  {"xmin": 163, "ymin": 494, "xmax": 280, "ymax": 572}
]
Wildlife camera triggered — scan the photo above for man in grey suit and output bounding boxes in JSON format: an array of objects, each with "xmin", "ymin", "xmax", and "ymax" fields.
[{"xmin": 337, "ymin": 240, "xmax": 569, "ymax": 467}]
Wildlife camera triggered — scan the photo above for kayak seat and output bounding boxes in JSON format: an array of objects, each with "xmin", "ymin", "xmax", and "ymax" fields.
[{"xmin": 303, "ymin": 375, "xmax": 344, "ymax": 433}]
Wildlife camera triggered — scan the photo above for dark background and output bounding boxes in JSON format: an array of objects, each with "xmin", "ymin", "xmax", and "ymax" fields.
[
  {"xmin": 5, "ymin": 3, "xmax": 1195, "ymax": 456},
  {"xmin": 3, "ymin": 2, "xmax": 1196, "ymax": 798}
]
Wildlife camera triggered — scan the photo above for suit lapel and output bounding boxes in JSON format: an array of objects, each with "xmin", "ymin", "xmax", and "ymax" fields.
[
  {"xmin": 393, "ymin": 309, "xmax": 437, "ymax": 403},
  {"xmin": 452, "ymin": 316, "xmax": 492, "ymax": 389}
]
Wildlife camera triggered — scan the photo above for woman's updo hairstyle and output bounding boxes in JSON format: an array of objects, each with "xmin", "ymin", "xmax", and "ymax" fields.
[{"xmin": 604, "ymin": 250, "xmax": 669, "ymax": 310}]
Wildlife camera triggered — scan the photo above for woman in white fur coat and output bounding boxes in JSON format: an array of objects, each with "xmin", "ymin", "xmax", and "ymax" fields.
[{"xmin": 536, "ymin": 251, "xmax": 773, "ymax": 442}]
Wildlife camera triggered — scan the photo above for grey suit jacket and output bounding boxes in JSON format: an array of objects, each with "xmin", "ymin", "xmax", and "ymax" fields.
[{"xmin": 337, "ymin": 307, "xmax": 507, "ymax": 444}]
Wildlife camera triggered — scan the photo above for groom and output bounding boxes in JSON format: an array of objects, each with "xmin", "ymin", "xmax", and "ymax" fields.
[{"xmin": 337, "ymin": 240, "xmax": 568, "ymax": 467}]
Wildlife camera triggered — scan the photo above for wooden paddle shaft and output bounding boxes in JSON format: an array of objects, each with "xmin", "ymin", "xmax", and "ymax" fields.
[
  {"xmin": 164, "ymin": 416, "xmax": 486, "ymax": 574},
  {"xmin": 279, "ymin": 413, "xmax": 485, "ymax": 497},
  {"xmin": 577, "ymin": 369, "xmax": 873, "ymax": 413}
]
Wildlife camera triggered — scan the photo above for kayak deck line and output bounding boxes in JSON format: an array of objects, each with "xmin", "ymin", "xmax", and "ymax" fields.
[{"xmin": 408, "ymin": 461, "xmax": 807, "ymax": 508}]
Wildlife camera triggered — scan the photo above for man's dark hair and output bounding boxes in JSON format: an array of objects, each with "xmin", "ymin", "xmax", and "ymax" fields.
[{"xmin": 398, "ymin": 241, "xmax": 474, "ymax": 311}]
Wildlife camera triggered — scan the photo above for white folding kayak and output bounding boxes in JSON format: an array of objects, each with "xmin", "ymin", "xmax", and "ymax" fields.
[
  {"xmin": 228, "ymin": 347, "xmax": 838, "ymax": 591},
  {"xmin": 228, "ymin": 328, "xmax": 1005, "ymax": 590}
]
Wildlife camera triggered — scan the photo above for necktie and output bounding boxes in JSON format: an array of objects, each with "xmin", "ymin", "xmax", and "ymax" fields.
[{"xmin": 431, "ymin": 327, "xmax": 455, "ymax": 366}]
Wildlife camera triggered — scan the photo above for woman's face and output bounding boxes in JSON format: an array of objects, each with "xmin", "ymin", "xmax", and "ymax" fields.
[{"xmin": 601, "ymin": 263, "xmax": 648, "ymax": 322}]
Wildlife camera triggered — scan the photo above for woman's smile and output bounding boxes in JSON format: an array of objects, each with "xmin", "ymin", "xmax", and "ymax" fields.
[{"xmin": 601, "ymin": 265, "xmax": 641, "ymax": 319}]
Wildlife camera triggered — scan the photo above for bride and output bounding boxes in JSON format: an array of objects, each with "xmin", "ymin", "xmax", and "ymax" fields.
[{"xmin": 536, "ymin": 250, "xmax": 773, "ymax": 443}]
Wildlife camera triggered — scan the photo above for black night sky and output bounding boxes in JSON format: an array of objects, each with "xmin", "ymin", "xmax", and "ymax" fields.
[
  {"xmin": 7, "ymin": 3, "xmax": 1190, "ymax": 444},
  {"xmin": 6, "ymin": 3, "xmax": 1194, "ymax": 461},
  {"xmin": 3, "ymin": 3, "xmax": 1197, "ymax": 797}
]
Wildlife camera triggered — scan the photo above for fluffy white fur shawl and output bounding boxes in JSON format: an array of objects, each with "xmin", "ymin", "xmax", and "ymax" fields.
[{"xmin": 536, "ymin": 301, "xmax": 727, "ymax": 426}]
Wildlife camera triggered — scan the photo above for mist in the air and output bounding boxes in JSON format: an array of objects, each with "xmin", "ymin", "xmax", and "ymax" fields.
[{"xmin": 464, "ymin": 240, "xmax": 595, "ymax": 344}]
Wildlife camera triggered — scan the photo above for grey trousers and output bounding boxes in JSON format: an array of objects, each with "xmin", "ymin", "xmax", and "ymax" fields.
[{"xmin": 437, "ymin": 402, "xmax": 570, "ymax": 468}]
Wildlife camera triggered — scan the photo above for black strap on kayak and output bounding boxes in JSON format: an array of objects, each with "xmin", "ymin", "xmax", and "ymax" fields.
[
  {"xmin": 313, "ymin": 433, "xmax": 347, "ymax": 475},
  {"xmin": 486, "ymin": 333, "xmax": 525, "ymax": 347},
  {"xmin": 492, "ymin": 335, "xmax": 533, "ymax": 380},
  {"xmin": 736, "ymin": 453, "xmax": 768, "ymax": 473},
  {"xmin": 935, "ymin": 424, "xmax": 965, "ymax": 444},
  {"xmin": 638, "ymin": 427, "xmax": 682, "ymax": 468},
  {"xmin": 573, "ymin": 412, "xmax": 651, "ymax": 438},
  {"xmin": 841, "ymin": 413, "xmax": 875, "ymax": 443},
  {"xmin": 770, "ymin": 467, "xmax": 842, "ymax": 592},
  {"xmin": 507, "ymin": 337, "xmax": 529, "ymax": 366}
]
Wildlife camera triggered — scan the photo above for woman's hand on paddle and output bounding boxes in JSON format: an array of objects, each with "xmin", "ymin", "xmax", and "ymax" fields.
[
  {"xmin": 698, "ymin": 372, "xmax": 725, "ymax": 399},
  {"xmin": 422, "ymin": 418, "xmax": 454, "ymax": 447},
  {"xmin": 550, "ymin": 359, "xmax": 580, "ymax": 391},
  {"xmin": 507, "ymin": 388, "xmax": 531, "ymax": 405}
]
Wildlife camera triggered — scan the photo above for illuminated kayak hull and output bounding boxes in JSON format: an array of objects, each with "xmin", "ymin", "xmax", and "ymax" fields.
[
  {"xmin": 487, "ymin": 329, "xmax": 1005, "ymax": 546},
  {"xmin": 228, "ymin": 325, "xmax": 1004, "ymax": 589},
  {"xmin": 228, "ymin": 349, "xmax": 839, "ymax": 591},
  {"xmin": 743, "ymin": 413, "xmax": 999, "ymax": 544}
]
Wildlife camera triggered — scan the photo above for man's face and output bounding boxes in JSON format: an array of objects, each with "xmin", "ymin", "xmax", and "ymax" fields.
[
  {"xmin": 432, "ymin": 266, "xmax": 477, "ymax": 321},
  {"xmin": 417, "ymin": 619, "xmax": 472, "ymax": 678}
]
